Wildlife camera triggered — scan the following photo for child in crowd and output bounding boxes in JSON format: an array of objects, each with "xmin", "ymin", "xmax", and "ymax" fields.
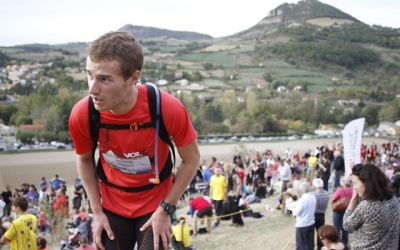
[
  {"xmin": 386, "ymin": 164, "xmax": 395, "ymax": 180},
  {"xmin": 76, "ymin": 235, "xmax": 94, "ymax": 250},
  {"xmin": 38, "ymin": 206, "xmax": 46, "ymax": 229},
  {"xmin": 37, "ymin": 236, "xmax": 49, "ymax": 250}
]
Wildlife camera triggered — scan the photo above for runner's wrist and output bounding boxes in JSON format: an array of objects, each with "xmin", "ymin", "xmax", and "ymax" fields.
[{"xmin": 91, "ymin": 206, "xmax": 104, "ymax": 215}]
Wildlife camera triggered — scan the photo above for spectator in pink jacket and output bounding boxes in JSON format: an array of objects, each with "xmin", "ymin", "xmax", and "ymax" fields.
[{"xmin": 331, "ymin": 176, "xmax": 352, "ymax": 246}]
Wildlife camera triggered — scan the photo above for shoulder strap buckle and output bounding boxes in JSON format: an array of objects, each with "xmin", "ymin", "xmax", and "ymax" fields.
[{"xmin": 130, "ymin": 122, "xmax": 141, "ymax": 131}]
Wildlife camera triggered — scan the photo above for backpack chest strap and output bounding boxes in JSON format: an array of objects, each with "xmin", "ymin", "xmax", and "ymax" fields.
[{"xmin": 98, "ymin": 121, "xmax": 155, "ymax": 131}]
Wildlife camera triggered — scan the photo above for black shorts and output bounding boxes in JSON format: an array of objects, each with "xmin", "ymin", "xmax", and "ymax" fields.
[
  {"xmin": 102, "ymin": 208, "xmax": 165, "ymax": 250},
  {"xmin": 212, "ymin": 200, "xmax": 223, "ymax": 216},
  {"xmin": 196, "ymin": 206, "xmax": 213, "ymax": 218}
]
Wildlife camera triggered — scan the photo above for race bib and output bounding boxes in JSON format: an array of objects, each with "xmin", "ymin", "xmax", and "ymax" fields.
[{"xmin": 101, "ymin": 149, "xmax": 152, "ymax": 175}]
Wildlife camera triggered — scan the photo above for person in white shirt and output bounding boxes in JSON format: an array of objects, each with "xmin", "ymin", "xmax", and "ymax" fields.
[
  {"xmin": 381, "ymin": 150, "xmax": 388, "ymax": 172},
  {"xmin": 293, "ymin": 182, "xmax": 316, "ymax": 250},
  {"xmin": 278, "ymin": 158, "xmax": 292, "ymax": 192},
  {"xmin": 0, "ymin": 198, "xmax": 5, "ymax": 218},
  {"xmin": 0, "ymin": 197, "xmax": 5, "ymax": 236},
  {"xmin": 284, "ymin": 147, "xmax": 293, "ymax": 161}
]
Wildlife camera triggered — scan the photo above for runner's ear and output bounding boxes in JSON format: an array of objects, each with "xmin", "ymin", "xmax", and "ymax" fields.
[{"xmin": 129, "ymin": 70, "xmax": 141, "ymax": 85}]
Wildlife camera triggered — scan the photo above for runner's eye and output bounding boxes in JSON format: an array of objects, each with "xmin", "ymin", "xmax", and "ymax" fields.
[{"xmin": 86, "ymin": 72, "xmax": 94, "ymax": 80}]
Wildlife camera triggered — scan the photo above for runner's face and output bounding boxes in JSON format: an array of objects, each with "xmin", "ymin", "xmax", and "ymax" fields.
[{"xmin": 86, "ymin": 57, "xmax": 137, "ymax": 114}]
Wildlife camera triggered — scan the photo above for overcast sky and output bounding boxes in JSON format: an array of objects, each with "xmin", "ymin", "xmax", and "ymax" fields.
[{"xmin": 1, "ymin": 0, "xmax": 399, "ymax": 46}]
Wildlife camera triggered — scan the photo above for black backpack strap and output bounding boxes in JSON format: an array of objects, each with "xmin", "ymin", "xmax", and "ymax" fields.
[
  {"xmin": 145, "ymin": 83, "xmax": 176, "ymax": 167},
  {"xmin": 88, "ymin": 97, "xmax": 100, "ymax": 169},
  {"xmin": 98, "ymin": 122, "xmax": 155, "ymax": 131},
  {"xmin": 87, "ymin": 82, "xmax": 176, "ymax": 192}
]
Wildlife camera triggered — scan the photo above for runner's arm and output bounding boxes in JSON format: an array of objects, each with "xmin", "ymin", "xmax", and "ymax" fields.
[
  {"xmin": 165, "ymin": 141, "xmax": 200, "ymax": 204},
  {"xmin": 76, "ymin": 152, "xmax": 114, "ymax": 250},
  {"xmin": 141, "ymin": 141, "xmax": 200, "ymax": 250}
]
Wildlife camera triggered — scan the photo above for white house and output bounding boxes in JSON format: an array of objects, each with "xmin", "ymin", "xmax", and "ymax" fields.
[
  {"xmin": 157, "ymin": 79, "xmax": 168, "ymax": 86},
  {"xmin": 175, "ymin": 79, "xmax": 189, "ymax": 87},
  {"xmin": 277, "ymin": 86, "xmax": 287, "ymax": 93},
  {"xmin": 377, "ymin": 121, "xmax": 400, "ymax": 136}
]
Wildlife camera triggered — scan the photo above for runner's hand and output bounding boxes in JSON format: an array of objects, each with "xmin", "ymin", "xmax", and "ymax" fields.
[
  {"xmin": 93, "ymin": 211, "xmax": 114, "ymax": 250},
  {"xmin": 140, "ymin": 207, "xmax": 173, "ymax": 250}
]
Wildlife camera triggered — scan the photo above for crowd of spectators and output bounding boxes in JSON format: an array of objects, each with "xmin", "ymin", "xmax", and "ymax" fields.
[
  {"xmin": 1, "ymin": 138, "xmax": 400, "ymax": 249},
  {"xmin": 183, "ymin": 138, "xmax": 400, "ymax": 249},
  {"xmin": 0, "ymin": 173, "xmax": 94, "ymax": 249}
]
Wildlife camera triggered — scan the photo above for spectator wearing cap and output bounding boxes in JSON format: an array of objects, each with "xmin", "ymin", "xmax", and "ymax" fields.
[
  {"xmin": 312, "ymin": 178, "xmax": 330, "ymax": 250},
  {"xmin": 293, "ymin": 181, "xmax": 316, "ymax": 250}
]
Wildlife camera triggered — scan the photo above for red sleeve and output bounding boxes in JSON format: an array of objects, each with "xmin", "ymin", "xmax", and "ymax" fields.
[
  {"xmin": 68, "ymin": 96, "xmax": 93, "ymax": 155},
  {"xmin": 160, "ymin": 91, "xmax": 197, "ymax": 147}
]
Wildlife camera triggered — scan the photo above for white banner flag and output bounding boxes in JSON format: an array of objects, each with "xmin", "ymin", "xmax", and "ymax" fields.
[{"xmin": 342, "ymin": 118, "xmax": 365, "ymax": 175}]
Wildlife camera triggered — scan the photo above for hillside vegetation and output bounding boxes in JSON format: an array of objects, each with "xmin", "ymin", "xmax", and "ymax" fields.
[{"xmin": 1, "ymin": 0, "xmax": 400, "ymax": 143}]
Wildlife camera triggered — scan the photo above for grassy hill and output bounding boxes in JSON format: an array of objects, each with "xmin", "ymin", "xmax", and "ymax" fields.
[{"xmin": 1, "ymin": 0, "xmax": 400, "ymax": 136}]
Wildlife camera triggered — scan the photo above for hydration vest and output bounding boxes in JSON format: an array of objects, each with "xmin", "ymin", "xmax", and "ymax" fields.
[{"xmin": 88, "ymin": 82, "xmax": 175, "ymax": 192}]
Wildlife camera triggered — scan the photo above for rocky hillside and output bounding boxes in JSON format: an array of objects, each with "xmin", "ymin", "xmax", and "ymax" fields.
[{"xmin": 231, "ymin": 0, "xmax": 361, "ymax": 39}]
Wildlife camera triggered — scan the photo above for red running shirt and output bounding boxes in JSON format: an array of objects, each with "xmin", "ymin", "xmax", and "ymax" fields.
[{"xmin": 69, "ymin": 85, "xmax": 197, "ymax": 218}]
